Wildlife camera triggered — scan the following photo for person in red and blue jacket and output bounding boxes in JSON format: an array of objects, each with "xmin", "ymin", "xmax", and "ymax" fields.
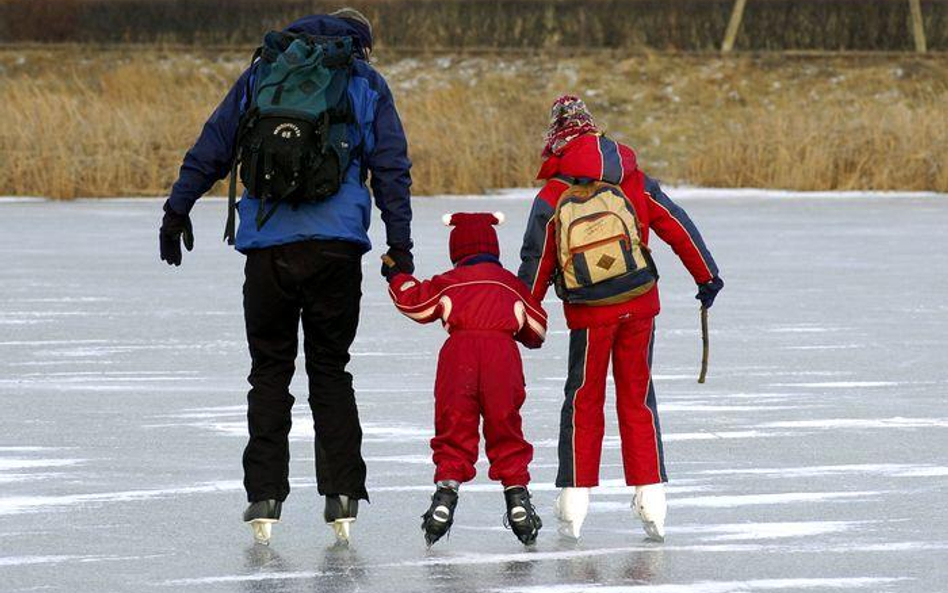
[
  {"xmin": 157, "ymin": 10, "xmax": 413, "ymax": 543},
  {"xmin": 386, "ymin": 212, "xmax": 547, "ymax": 546},
  {"xmin": 517, "ymin": 95, "xmax": 724, "ymax": 541}
]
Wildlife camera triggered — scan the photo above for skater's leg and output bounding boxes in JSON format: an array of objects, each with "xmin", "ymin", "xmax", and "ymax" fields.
[
  {"xmin": 242, "ymin": 247, "xmax": 301, "ymax": 503},
  {"xmin": 556, "ymin": 325, "xmax": 614, "ymax": 488},
  {"xmin": 480, "ymin": 338, "xmax": 532, "ymax": 488},
  {"xmin": 431, "ymin": 336, "xmax": 480, "ymax": 485},
  {"xmin": 613, "ymin": 317, "xmax": 666, "ymax": 486},
  {"xmin": 421, "ymin": 336, "xmax": 478, "ymax": 548},
  {"xmin": 298, "ymin": 241, "xmax": 369, "ymax": 501}
]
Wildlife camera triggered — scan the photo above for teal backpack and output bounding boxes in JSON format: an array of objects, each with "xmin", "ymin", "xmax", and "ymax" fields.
[{"xmin": 224, "ymin": 31, "xmax": 357, "ymax": 244}]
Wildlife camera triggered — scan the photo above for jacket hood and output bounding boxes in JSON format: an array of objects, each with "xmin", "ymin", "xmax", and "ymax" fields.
[
  {"xmin": 285, "ymin": 15, "xmax": 372, "ymax": 57},
  {"xmin": 536, "ymin": 133, "xmax": 638, "ymax": 184}
]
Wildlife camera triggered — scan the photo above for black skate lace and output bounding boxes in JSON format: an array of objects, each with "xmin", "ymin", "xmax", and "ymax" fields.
[
  {"xmin": 504, "ymin": 495, "xmax": 539, "ymax": 532},
  {"xmin": 422, "ymin": 491, "xmax": 457, "ymax": 542}
]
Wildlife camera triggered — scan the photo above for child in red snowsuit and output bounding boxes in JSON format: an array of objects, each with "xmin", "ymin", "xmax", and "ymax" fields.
[
  {"xmin": 518, "ymin": 96, "xmax": 724, "ymax": 541},
  {"xmin": 385, "ymin": 212, "xmax": 548, "ymax": 547}
]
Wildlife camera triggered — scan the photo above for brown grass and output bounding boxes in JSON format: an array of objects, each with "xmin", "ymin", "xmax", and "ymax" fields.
[
  {"xmin": 399, "ymin": 75, "xmax": 548, "ymax": 196},
  {"xmin": 688, "ymin": 101, "xmax": 948, "ymax": 191},
  {"xmin": 0, "ymin": 48, "xmax": 946, "ymax": 198},
  {"xmin": 0, "ymin": 54, "xmax": 231, "ymax": 198}
]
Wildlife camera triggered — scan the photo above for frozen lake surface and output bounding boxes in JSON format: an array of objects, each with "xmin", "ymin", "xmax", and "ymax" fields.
[{"xmin": 1, "ymin": 191, "xmax": 946, "ymax": 592}]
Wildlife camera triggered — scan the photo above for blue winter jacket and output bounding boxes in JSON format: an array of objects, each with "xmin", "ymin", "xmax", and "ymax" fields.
[{"xmin": 167, "ymin": 15, "xmax": 412, "ymax": 254}]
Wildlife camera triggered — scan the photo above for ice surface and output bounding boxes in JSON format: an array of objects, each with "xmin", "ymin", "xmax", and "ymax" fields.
[
  {"xmin": 1, "ymin": 192, "xmax": 946, "ymax": 592},
  {"xmin": 490, "ymin": 577, "xmax": 911, "ymax": 593}
]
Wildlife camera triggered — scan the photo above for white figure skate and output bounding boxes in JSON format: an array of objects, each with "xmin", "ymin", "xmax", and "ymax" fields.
[
  {"xmin": 632, "ymin": 483, "xmax": 666, "ymax": 542},
  {"xmin": 553, "ymin": 487, "xmax": 590, "ymax": 540}
]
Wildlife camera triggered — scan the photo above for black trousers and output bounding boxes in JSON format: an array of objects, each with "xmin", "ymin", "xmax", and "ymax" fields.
[{"xmin": 242, "ymin": 239, "xmax": 367, "ymax": 503}]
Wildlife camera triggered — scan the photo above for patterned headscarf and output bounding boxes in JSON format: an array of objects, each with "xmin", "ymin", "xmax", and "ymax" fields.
[{"xmin": 542, "ymin": 95, "xmax": 599, "ymax": 158}]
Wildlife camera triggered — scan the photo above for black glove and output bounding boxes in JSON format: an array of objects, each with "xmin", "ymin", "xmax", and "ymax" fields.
[
  {"xmin": 696, "ymin": 276, "xmax": 724, "ymax": 309},
  {"xmin": 380, "ymin": 247, "xmax": 414, "ymax": 281},
  {"xmin": 159, "ymin": 201, "xmax": 194, "ymax": 266}
]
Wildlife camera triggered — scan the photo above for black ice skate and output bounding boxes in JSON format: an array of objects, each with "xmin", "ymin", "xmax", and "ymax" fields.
[
  {"xmin": 324, "ymin": 494, "xmax": 359, "ymax": 544},
  {"xmin": 503, "ymin": 486, "xmax": 542, "ymax": 546},
  {"xmin": 421, "ymin": 486, "xmax": 459, "ymax": 548},
  {"xmin": 243, "ymin": 499, "xmax": 282, "ymax": 545}
]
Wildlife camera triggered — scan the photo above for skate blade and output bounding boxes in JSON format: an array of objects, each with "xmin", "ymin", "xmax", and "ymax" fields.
[
  {"xmin": 247, "ymin": 519, "xmax": 278, "ymax": 545},
  {"xmin": 642, "ymin": 520, "xmax": 665, "ymax": 543},
  {"xmin": 329, "ymin": 518, "xmax": 355, "ymax": 543},
  {"xmin": 424, "ymin": 526, "xmax": 447, "ymax": 549},
  {"xmin": 556, "ymin": 519, "xmax": 582, "ymax": 541}
]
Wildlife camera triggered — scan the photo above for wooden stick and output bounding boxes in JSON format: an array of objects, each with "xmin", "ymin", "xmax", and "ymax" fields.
[
  {"xmin": 909, "ymin": 0, "xmax": 927, "ymax": 54},
  {"xmin": 698, "ymin": 307, "xmax": 709, "ymax": 384},
  {"xmin": 722, "ymin": 0, "xmax": 748, "ymax": 53}
]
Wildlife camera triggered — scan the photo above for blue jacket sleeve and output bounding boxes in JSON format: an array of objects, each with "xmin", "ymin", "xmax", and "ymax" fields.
[
  {"xmin": 167, "ymin": 70, "xmax": 249, "ymax": 215},
  {"xmin": 365, "ymin": 77, "xmax": 413, "ymax": 250}
]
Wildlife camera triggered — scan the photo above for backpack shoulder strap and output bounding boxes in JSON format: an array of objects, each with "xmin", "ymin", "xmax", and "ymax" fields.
[{"xmin": 223, "ymin": 45, "xmax": 265, "ymax": 246}]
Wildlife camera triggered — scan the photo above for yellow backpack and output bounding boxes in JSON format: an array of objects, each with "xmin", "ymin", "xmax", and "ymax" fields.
[{"xmin": 553, "ymin": 179, "xmax": 658, "ymax": 306}]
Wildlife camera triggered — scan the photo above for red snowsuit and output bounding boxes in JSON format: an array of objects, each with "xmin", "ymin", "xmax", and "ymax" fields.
[
  {"xmin": 518, "ymin": 133, "xmax": 719, "ymax": 488},
  {"xmin": 389, "ymin": 252, "xmax": 548, "ymax": 487}
]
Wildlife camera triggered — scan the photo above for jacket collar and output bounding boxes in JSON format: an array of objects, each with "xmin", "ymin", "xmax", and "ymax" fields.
[{"xmin": 455, "ymin": 253, "xmax": 502, "ymax": 268}]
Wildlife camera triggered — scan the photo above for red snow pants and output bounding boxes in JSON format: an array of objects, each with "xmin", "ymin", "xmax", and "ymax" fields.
[
  {"xmin": 556, "ymin": 316, "xmax": 666, "ymax": 488},
  {"xmin": 431, "ymin": 330, "xmax": 533, "ymax": 487}
]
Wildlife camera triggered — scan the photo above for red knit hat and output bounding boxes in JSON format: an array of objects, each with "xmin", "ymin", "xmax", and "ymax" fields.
[
  {"xmin": 542, "ymin": 94, "xmax": 599, "ymax": 158},
  {"xmin": 444, "ymin": 212, "xmax": 505, "ymax": 264}
]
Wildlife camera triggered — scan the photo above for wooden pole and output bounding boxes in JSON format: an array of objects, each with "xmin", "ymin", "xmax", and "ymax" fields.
[
  {"xmin": 722, "ymin": 0, "xmax": 748, "ymax": 53},
  {"xmin": 698, "ymin": 307, "xmax": 709, "ymax": 384},
  {"xmin": 909, "ymin": 0, "xmax": 927, "ymax": 53}
]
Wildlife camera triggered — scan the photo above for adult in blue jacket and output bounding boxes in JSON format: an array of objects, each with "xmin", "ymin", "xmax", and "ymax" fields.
[{"xmin": 158, "ymin": 10, "xmax": 413, "ymax": 540}]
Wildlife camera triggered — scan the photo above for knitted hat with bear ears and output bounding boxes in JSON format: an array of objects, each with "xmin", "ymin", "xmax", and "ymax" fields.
[{"xmin": 442, "ymin": 212, "xmax": 505, "ymax": 264}]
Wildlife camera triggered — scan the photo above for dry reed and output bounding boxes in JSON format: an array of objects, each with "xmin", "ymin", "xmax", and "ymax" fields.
[
  {"xmin": 0, "ymin": 48, "xmax": 945, "ymax": 198},
  {"xmin": 687, "ymin": 101, "xmax": 948, "ymax": 190}
]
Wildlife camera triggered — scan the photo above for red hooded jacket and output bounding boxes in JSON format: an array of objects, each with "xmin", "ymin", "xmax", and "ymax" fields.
[{"xmin": 518, "ymin": 134, "xmax": 719, "ymax": 329}]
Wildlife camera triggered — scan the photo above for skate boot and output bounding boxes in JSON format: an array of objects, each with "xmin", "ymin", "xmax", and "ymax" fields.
[
  {"xmin": 421, "ymin": 484, "xmax": 459, "ymax": 548},
  {"xmin": 243, "ymin": 499, "xmax": 282, "ymax": 546},
  {"xmin": 632, "ymin": 483, "xmax": 666, "ymax": 542},
  {"xmin": 553, "ymin": 487, "xmax": 589, "ymax": 540},
  {"xmin": 503, "ymin": 486, "xmax": 542, "ymax": 546},
  {"xmin": 324, "ymin": 494, "xmax": 358, "ymax": 544}
]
